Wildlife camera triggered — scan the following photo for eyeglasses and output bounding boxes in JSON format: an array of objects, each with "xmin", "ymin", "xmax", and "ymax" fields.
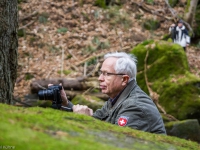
[{"xmin": 98, "ymin": 71, "xmax": 125, "ymax": 77}]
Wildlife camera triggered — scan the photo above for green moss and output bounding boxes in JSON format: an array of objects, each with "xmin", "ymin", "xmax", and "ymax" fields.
[
  {"xmin": 25, "ymin": 73, "xmax": 34, "ymax": 80},
  {"xmin": 162, "ymin": 34, "xmax": 171, "ymax": 41},
  {"xmin": 194, "ymin": 5, "xmax": 200, "ymax": 37},
  {"xmin": 72, "ymin": 95, "xmax": 104, "ymax": 111},
  {"xmin": 38, "ymin": 12, "xmax": 49, "ymax": 24},
  {"xmin": 104, "ymin": 6, "xmax": 132, "ymax": 30},
  {"xmin": 143, "ymin": 19, "xmax": 160, "ymax": 31},
  {"xmin": 168, "ymin": 0, "xmax": 178, "ymax": 7},
  {"xmin": 57, "ymin": 70, "xmax": 71, "ymax": 76},
  {"xmin": 83, "ymin": 45, "xmax": 97, "ymax": 53},
  {"xmin": 95, "ymin": 0, "xmax": 107, "ymax": 9},
  {"xmin": 0, "ymin": 104, "xmax": 199, "ymax": 150},
  {"xmin": 57, "ymin": 27, "xmax": 68, "ymax": 33},
  {"xmin": 48, "ymin": 45, "xmax": 60, "ymax": 53},
  {"xmin": 131, "ymin": 40, "xmax": 200, "ymax": 122},
  {"xmin": 185, "ymin": 0, "xmax": 191, "ymax": 13},
  {"xmin": 36, "ymin": 100, "xmax": 52, "ymax": 107},
  {"xmin": 145, "ymin": 0, "xmax": 154, "ymax": 5},
  {"xmin": 18, "ymin": 29, "xmax": 26, "ymax": 37},
  {"xmin": 87, "ymin": 57, "xmax": 97, "ymax": 66},
  {"xmin": 66, "ymin": 54, "xmax": 72, "ymax": 59},
  {"xmin": 91, "ymin": 88, "xmax": 100, "ymax": 93},
  {"xmin": 18, "ymin": 0, "xmax": 26, "ymax": 3}
]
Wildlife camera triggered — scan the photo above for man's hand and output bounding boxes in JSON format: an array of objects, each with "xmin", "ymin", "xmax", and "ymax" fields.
[
  {"xmin": 171, "ymin": 24, "xmax": 175, "ymax": 27},
  {"xmin": 73, "ymin": 104, "xmax": 93, "ymax": 116}
]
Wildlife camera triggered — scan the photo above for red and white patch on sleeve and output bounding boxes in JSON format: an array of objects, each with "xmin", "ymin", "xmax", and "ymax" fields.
[{"xmin": 118, "ymin": 116, "xmax": 129, "ymax": 127}]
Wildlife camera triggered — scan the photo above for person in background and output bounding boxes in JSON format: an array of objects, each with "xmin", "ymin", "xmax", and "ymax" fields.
[
  {"xmin": 169, "ymin": 19, "xmax": 190, "ymax": 51},
  {"xmin": 58, "ymin": 52, "xmax": 166, "ymax": 134}
]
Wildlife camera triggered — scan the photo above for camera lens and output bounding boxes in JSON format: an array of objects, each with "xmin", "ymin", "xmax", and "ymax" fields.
[{"xmin": 38, "ymin": 89, "xmax": 54, "ymax": 100}]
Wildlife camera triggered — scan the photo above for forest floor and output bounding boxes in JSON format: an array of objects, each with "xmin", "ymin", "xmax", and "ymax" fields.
[{"xmin": 14, "ymin": 0, "xmax": 200, "ymax": 101}]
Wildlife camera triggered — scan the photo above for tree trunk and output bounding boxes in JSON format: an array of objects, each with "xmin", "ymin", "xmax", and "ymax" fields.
[
  {"xmin": 184, "ymin": 0, "xmax": 199, "ymax": 26},
  {"xmin": 0, "ymin": 0, "xmax": 18, "ymax": 104},
  {"xmin": 30, "ymin": 78, "xmax": 91, "ymax": 93}
]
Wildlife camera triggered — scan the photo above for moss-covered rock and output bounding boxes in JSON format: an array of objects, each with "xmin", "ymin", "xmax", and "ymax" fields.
[
  {"xmin": 131, "ymin": 40, "xmax": 200, "ymax": 122},
  {"xmin": 165, "ymin": 119, "xmax": 200, "ymax": 143},
  {"xmin": 0, "ymin": 103, "xmax": 199, "ymax": 150},
  {"xmin": 71, "ymin": 95, "xmax": 104, "ymax": 111}
]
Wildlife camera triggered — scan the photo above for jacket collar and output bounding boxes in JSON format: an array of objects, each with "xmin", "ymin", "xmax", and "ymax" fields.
[
  {"xmin": 176, "ymin": 25, "xmax": 185, "ymax": 30},
  {"xmin": 108, "ymin": 79, "xmax": 137, "ymax": 110}
]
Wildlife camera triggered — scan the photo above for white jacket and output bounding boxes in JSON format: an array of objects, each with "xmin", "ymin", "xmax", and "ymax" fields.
[{"xmin": 169, "ymin": 25, "xmax": 190, "ymax": 47}]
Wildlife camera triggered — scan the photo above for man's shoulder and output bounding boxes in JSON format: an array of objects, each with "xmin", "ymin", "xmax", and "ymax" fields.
[{"xmin": 123, "ymin": 84, "xmax": 153, "ymax": 105}]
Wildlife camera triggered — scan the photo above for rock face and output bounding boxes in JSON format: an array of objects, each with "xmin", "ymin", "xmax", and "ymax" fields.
[
  {"xmin": 131, "ymin": 40, "xmax": 200, "ymax": 122},
  {"xmin": 165, "ymin": 119, "xmax": 200, "ymax": 143},
  {"xmin": 0, "ymin": 103, "xmax": 199, "ymax": 150}
]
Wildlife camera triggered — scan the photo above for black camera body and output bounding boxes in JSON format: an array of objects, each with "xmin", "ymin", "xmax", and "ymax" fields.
[
  {"xmin": 38, "ymin": 85, "xmax": 73, "ymax": 112},
  {"xmin": 38, "ymin": 85, "xmax": 63, "ymax": 109}
]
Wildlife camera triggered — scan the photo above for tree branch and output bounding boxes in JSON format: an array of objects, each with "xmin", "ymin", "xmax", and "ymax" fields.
[{"xmin": 19, "ymin": 11, "xmax": 38, "ymax": 21}]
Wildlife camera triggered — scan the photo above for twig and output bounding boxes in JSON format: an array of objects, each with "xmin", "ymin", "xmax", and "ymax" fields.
[
  {"xmin": 61, "ymin": 47, "xmax": 64, "ymax": 77},
  {"xmin": 87, "ymin": 62, "xmax": 101, "ymax": 77},
  {"xmin": 82, "ymin": 87, "xmax": 93, "ymax": 95},
  {"xmin": 13, "ymin": 97, "xmax": 32, "ymax": 107},
  {"xmin": 45, "ymin": 68, "xmax": 55, "ymax": 79},
  {"xmin": 84, "ymin": 62, "xmax": 87, "ymax": 76},
  {"xmin": 35, "ymin": 82, "xmax": 46, "ymax": 90},
  {"xmin": 76, "ymin": 53, "xmax": 105, "ymax": 66},
  {"xmin": 19, "ymin": 11, "xmax": 38, "ymax": 21},
  {"xmin": 77, "ymin": 62, "xmax": 101, "ymax": 82},
  {"xmin": 91, "ymin": 62, "xmax": 101, "ymax": 77},
  {"xmin": 130, "ymin": 0, "xmax": 173, "ymax": 20},
  {"xmin": 164, "ymin": 0, "xmax": 177, "ymax": 21},
  {"xmin": 18, "ymin": 20, "xmax": 36, "ymax": 30},
  {"xmin": 26, "ymin": 32, "xmax": 37, "ymax": 36},
  {"xmin": 67, "ymin": 62, "xmax": 79, "ymax": 72},
  {"xmin": 67, "ymin": 49, "xmax": 78, "ymax": 61}
]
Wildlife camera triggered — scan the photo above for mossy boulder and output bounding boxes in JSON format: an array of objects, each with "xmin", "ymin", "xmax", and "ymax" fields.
[
  {"xmin": 1, "ymin": 103, "xmax": 200, "ymax": 150},
  {"xmin": 131, "ymin": 40, "xmax": 200, "ymax": 122},
  {"xmin": 165, "ymin": 119, "xmax": 200, "ymax": 143},
  {"xmin": 71, "ymin": 95, "xmax": 104, "ymax": 111}
]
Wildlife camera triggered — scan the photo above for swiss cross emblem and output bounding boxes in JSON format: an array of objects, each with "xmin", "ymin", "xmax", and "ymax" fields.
[{"xmin": 118, "ymin": 116, "xmax": 129, "ymax": 127}]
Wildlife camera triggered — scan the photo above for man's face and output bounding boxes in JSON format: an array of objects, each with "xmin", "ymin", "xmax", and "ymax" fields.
[
  {"xmin": 178, "ymin": 23, "xmax": 183, "ymax": 28},
  {"xmin": 98, "ymin": 57, "xmax": 126, "ymax": 98}
]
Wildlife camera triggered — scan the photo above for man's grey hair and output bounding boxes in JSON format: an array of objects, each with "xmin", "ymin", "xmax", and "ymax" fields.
[{"xmin": 104, "ymin": 52, "xmax": 137, "ymax": 81}]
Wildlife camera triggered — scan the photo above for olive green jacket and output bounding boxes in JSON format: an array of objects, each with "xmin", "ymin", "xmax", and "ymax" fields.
[{"xmin": 93, "ymin": 80, "xmax": 166, "ymax": 134}]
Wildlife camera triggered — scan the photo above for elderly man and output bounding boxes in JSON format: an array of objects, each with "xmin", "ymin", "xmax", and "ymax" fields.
[{"xmin": 60, "ymin": 52, "xmax": 166, "ymax": 134}]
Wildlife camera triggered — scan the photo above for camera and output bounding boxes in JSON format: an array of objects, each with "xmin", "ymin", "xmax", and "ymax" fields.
[
  {"xmin": 38, "ymin": 85, "xmax": 73, "ymax": 111},
  {"xmin": 38, "ymin": 85, "xmax": 63, "ymax": 109}
]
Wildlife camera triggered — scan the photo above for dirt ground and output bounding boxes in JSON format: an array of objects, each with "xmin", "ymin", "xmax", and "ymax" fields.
[{"xmin": 14, "ymin": 0, "xmax": 200, "ymax": 101}]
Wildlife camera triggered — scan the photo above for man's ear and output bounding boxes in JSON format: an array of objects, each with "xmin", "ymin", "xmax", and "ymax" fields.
[{"xmin": 122, "ymin": 75, "xmax": 130, "ymax": 86}]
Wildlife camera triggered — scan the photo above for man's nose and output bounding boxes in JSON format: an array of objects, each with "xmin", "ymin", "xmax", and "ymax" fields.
[{"xmin": 98, "ymin": 74, "xmax": 104, "ymax": 81}]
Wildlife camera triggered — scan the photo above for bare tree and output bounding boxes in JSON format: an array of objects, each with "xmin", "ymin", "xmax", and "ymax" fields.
[
  {"xmin": 0, "ymin": 0, "xmax": 18, "ymax": 104},
  {"xmin": 184, "ymin": 0, "xmax": 199, "ymax": 26}
]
